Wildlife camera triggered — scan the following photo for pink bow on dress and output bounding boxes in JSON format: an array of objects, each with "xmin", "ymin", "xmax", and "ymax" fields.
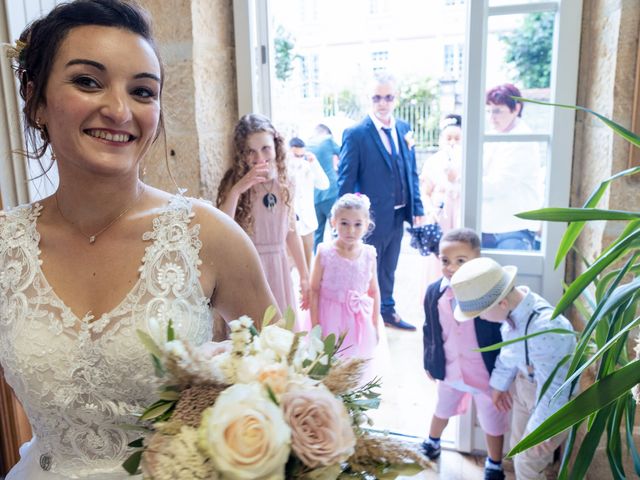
[{"xmin": 346, "ymin": 290, "xmax": 374, "ymax": 344}]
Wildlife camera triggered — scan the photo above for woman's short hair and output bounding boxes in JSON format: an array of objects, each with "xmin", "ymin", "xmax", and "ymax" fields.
[{"xmin": 485, "ymin": 83, "xmax": 523, "ymax": 117}]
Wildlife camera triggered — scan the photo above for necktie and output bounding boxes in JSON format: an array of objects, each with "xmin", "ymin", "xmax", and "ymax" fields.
[
  {"xmin": 446, "ymin": 287, "xmax": 457, "ymax": 313},
  {"xmin": 381, "ymin": 127, "xmax": 397, "ymax": 158}
]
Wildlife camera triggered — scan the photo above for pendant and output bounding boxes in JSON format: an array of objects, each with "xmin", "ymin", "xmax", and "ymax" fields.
[
  {"xmin": 89, "ymin": 235, "xmax": 96, "ymax": 244},
  {"xmin": 263, "ymin": 192, "xmax": 277, "ymax": 211}
]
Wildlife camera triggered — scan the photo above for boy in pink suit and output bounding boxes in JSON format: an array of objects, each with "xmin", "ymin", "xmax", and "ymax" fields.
[{"xmin": 422, "ymin": 229, "xmax": 507, "ymax": 480}]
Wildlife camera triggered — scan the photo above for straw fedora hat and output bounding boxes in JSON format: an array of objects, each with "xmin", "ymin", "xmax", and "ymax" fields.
[{"xmin": 450, "ymin": 257, "xmax": 518, "ymax": 321}]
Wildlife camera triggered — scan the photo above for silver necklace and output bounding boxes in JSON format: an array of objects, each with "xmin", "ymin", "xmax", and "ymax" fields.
[{"xmin": 55, "ymin": 184, "xmax": 145, "ymax": 244}]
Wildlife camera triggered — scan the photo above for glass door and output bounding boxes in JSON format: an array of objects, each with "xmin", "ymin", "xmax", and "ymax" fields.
[
  {"xmin": 233, "ymin": 0, "xmax": 583, "ymax": 455},
  {"xmin": 457, "ymin": 0, "xmax": 582, "ymax": 452}
]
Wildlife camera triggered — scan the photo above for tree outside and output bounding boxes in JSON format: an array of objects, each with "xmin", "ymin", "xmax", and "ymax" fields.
[{"xmin": 500, "ymin": 12, "xmax": 555, "ymax": 89}]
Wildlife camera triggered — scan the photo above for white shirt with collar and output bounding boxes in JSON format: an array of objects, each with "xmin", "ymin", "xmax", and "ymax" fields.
[
  {"xmin": 289, "ymin": 154, "xmax": 330, "ymax": 236},
  {"xmin": 489, "ymin": 286, "xmax": 576, "ymax": 433},
  {"xmin": 482, "ymin": 119, "xmax": 543, "ymax": 233},
  {"xmin": 369, "ymin": 113, "xmax": 399, "ymax": 156}
]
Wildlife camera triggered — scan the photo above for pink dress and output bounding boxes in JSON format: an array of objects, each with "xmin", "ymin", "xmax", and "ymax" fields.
[
  {"xmin": 316, "ymin": 242, "xmax": 378, "ymax": 371},
  {"xmin": 249, "ymin": 183, "xmax": 298, "ymax": 324}
]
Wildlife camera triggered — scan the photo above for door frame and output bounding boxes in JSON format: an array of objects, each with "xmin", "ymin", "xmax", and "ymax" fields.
[{"xmin": 457, "ymin": 0, "xmax": 583, "ymax": 453}]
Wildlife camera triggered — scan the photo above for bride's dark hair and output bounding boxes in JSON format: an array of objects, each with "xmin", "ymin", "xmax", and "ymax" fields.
[{"xmin": 11, "ymin": 0, "xmax": 164, "ymax": 167}]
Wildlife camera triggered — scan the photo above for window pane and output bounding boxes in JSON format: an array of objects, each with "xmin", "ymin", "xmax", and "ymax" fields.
[
  {"xmin": 489, "ymin": 0, "xmax": 558, "ymax": 6},
  {"xmin": 481, "ymin": 141, "xmax": 547, "ymax": 252},
  {"xmin": 485, "ymin": 12, "xmax": 555, "ymax": 134}
]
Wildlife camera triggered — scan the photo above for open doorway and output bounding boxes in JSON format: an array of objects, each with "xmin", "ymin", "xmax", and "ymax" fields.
[
  {"xmin": 235, "ymin": 0, "xmax": 581, "ymax": 456},
  {"xmin": 265, "ymin": 0, "xmax": 467, "ymax": 451}
]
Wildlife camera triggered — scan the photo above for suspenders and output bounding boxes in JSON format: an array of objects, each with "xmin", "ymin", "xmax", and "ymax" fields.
[{"xmin": 523, "ymin": 305, "xmax": 554, "ymax": 382}]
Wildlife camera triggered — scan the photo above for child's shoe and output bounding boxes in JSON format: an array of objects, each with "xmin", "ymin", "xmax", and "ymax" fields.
[
  {"xmin": 483, "ymin": 467, "xmax": 505, "ymax": 480},
  {"xmin": 420, "ymin": 440, "xmax": 441, "ymax": 460},
  {"xmin": 484, "ymin": 457, "xmax": 505, "ymax": 480}
]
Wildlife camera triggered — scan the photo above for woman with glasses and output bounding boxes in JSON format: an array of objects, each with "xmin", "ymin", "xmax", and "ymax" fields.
[{"xmin": 481, "ymin": 83, "xmax": 543, "ymax": 251}]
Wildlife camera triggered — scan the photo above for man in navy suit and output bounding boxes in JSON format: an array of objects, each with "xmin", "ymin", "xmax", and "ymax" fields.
[{"xmin": 338, "ymin": 72, "xmax": 424, "ymax": 330}]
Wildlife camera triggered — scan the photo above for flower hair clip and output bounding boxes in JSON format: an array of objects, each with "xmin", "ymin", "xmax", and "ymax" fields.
[{"xmin": 5, "ymin": 39, "xmax": 27, "ymax": 67}]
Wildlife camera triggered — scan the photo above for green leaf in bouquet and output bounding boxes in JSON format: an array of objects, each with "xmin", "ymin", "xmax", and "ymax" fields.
[
  {"xmin": 122, "ymin": 449, "xmax": 143, "ymax": 475},
  {"xmin": 284, "ymin": 306, "xmax": 296, "ymax": 331},
  {"xmin": 136, "ymin": 329, "xmax": 163, "ymax": 359},
  {"xmin": 157, "ymin": 389, "xmax": 181, "ymax": 401},
  {"xmin": 349, "ymin": 397, "xmax": 381, "ymax": 410},
  {"xmin": 262, "ymin": 304, "xmax": 278, "ymax": 328},
  {"xmin": 265, "ymin": 384, "xmax": 280, "ymax": 406},
  {"xmin": 151, "ymin": 354, "xmax": 165, "ymax": 378},
  {"xmin": 249, "ymin": 323, "xmax": 259, "ymax": 338},
  {"xmin": 140, "ymin": 400, "xmax": 175, "ymax": 421},
  {"xmin": 323, "ymin": 333, "xmax": 337, "ymax": 356},
  {"xmin": 375, "ymin": 463, "xmax": 425, "ymax": 479},
  {"xmin": 127, "ymin": 437, "xmax": 144, "ymax": 448},
  {"xmin": 300, "ymin": 463, "xmax": 343, "ymax": 480},
  {"xmin": 116, "ymin": 424, "xmax": 151, "ymax": 432},
  {"xmin": 167, "ymin": 319, "xmax": 175, "ymax": 342}
]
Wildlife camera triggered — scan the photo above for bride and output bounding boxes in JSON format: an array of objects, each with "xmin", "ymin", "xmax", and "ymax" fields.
[{"xmin": 0, "ymin": 0, "xmax": 276, "ymax": 478}]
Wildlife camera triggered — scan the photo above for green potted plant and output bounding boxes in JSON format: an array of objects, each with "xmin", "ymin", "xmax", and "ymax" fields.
[{"xmin": 508, "ymin": 99, "xmax": 640, "ymax": 479}]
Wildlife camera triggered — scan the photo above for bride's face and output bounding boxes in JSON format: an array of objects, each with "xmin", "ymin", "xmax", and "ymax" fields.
[{"xmin": 37, "ymin": 25, "xmax": 162, "ymax": 177}]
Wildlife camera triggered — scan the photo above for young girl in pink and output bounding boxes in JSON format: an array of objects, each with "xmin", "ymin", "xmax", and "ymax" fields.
[
  {"xmin": 217, "ymin": 114, "xmax": 309, "ymax": 326},
  {"xmin": 310, "ymin": 193, "xmax": 381, "ymax": 379}
]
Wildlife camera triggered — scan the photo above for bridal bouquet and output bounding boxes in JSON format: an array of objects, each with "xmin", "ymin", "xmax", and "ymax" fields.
[{"xmin": 123, "ymin": 308, "xmax": 430, "ymax": 479}]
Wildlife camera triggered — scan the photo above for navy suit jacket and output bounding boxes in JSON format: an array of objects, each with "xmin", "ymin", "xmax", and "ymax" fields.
[{"xmin": 337, "ymin": 116, "xmax": 424, "ymax": 235}]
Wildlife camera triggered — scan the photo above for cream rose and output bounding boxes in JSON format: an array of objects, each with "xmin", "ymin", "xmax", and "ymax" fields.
[
  {"xmin": 281, "ymin": 384, "xmax": 356, "ymax": 468},
  {"xmin": 260, "ymin": 325, "xmax": 295, "ymax": 361},
  {"xmin": 198, "ymin": 383, "xmax": 291, "ymax": 480}
]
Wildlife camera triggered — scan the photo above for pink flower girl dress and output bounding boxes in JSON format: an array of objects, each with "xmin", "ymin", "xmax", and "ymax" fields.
[{"xmin": 315, "ymin": 242, "xmax": 379, "ymax": 378}]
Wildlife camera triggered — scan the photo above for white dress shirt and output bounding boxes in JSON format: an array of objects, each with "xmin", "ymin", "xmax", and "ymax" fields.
[
  {"xmin": 289, "ymin": 154, "xmax": 329, "ymax": 235},
  {"xmin": 482, "ymin": 119, "xmax": 544, "ymax": 233},
  {"xmin": 489, "ymin": 286, "xmax": 576, "ymax": 433}
]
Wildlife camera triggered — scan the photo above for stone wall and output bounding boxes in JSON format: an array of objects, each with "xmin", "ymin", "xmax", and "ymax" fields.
[
  {"xmin": 571, "ymin": 0, "xmax": 640, "ymax": 273},
  {"xmin": 136, "ymin": 0, "xmax": 237, "ymax": 202},
  {"xmin": 570, "ymin": 1, "xmax": 640, "ymax": 477}
]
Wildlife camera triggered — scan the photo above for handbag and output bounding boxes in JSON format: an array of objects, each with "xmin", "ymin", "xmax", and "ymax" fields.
[{"xmin": 406, "ymin": 222, "xmax": 443, "ymax": 256}]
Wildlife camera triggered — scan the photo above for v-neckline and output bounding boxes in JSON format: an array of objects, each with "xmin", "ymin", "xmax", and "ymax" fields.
[{"xmin": 31, "ymin": 201, "xmax": 161, "ymax": 332}]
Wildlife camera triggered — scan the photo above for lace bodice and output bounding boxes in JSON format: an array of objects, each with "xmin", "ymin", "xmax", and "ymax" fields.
[{"xmin": 0, "ymin": 196, "xmax": 213, "ymax": 478}]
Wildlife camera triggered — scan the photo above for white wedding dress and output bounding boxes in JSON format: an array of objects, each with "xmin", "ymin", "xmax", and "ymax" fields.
[{"xmin": 0, "ymin": 196, "xmax": 213, "ymax": 479}]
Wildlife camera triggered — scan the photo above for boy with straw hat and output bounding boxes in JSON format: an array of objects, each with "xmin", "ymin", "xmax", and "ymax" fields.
[{"xmin": 450, "ymin": 257, "xmax": 576, "ymax": 480}]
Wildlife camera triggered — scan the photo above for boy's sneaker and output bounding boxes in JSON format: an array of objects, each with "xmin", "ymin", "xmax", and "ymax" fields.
[
  {"xmin": 420, "ymin": 440, "xmax": 441, "ymax": 460},
  {"xmin": 483, "ymin": 466, "xmax": 505, "ymax": 480}
]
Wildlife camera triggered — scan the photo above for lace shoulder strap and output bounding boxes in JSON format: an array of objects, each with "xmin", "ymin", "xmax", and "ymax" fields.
[
  {"xmin": 139, "ymin": 195, "xmax": 203, "ymax": 293},
  {"xmin": 1, "ymin": 203, "xmax": 42, "ymax": 248},
  {"xmin": 0, "ymin": 203, "xmax": 43, "ymax": 269}
]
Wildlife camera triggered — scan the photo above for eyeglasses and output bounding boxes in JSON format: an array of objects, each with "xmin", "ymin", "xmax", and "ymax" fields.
[
  {"xmin": 486, "ymin": 107, "xmax": 511, "ymax": 116},
  {"xmin": 372, "ymin": 94, "xmax": 395, "ymax": 103},
  {"xmin": 293, "ymin": 153, "xmax": 306, "ymax": 159}
]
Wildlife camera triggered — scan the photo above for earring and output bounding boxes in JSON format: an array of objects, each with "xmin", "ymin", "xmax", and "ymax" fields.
[{"xmin": 35, "ymin": 118, "xmax": 48, "ymax": 142}]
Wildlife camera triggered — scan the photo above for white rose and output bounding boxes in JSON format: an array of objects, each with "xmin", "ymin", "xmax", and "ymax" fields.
[
  {"xmin": 234, "ymin": 355, "xmax": 263, "ymax": 384},
  {"xmin": 198, "ymin": 383, "xmax": 291, "ymax": 480},
  {"xmin": 292, "ymin": 329, "xmax": 325, "ymax": 371},
  {"xmin": 260, "ymin": 325, "xmax": 295, "ymax": 360}
]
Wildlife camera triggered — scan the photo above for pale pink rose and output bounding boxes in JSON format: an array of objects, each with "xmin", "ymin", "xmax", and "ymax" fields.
[
  {"xmin": 195, "ymin": 340, "xmax": 232, "ymax": 359},
  {"xmin": 281, "ymin": 384, "xmax": 356, "ymax": 468}
]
